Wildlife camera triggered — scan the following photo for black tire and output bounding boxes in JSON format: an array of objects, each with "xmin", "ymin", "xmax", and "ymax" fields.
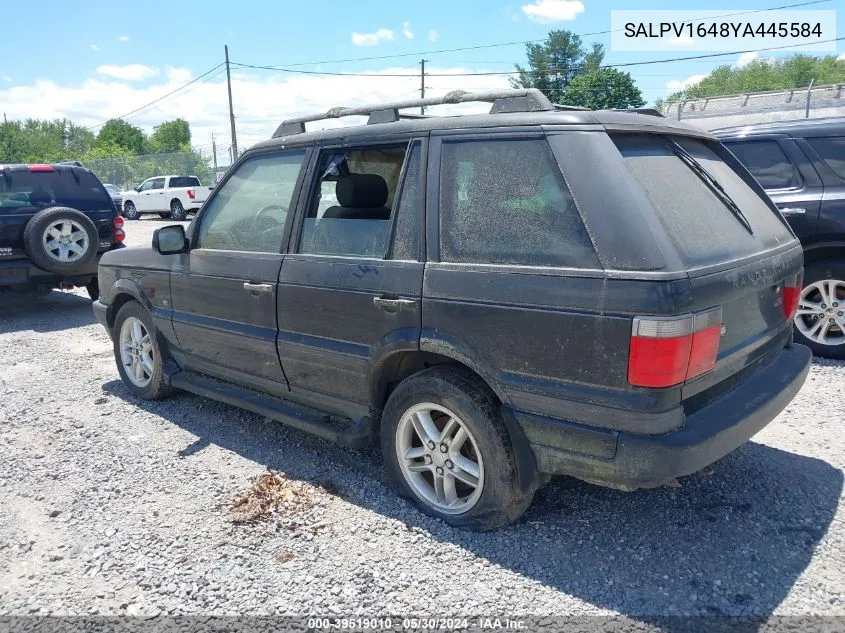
[
  {"xmin": 112, "ymin": 301, "xmax": 174, "ymax": 400},
  {"xmin": 793, "ymin": 260, "xmax": 845, "ymax": 359},
  {"xmin": 158, "ymin": 212, "xmax": 172, "ymax": 219},
  {"xmin": 22, "ymin": 207, "xmax": 99, "ymax": 275},
  {"xmin": 122, "ymin": 201, "xmax": 139, "ymax": 220},
  {"xmin": 380, "ymin": 366, "xmax": 534, "ymax": 531},
  {"xmin": 169, "ymin": 199, "xmax": 187, "ymax": 221},
  {"xmin": 85, "ymin": 277, "xmax": 100, "ymax": 301}
]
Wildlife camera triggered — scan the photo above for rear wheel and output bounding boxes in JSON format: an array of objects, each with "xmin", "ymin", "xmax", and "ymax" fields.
[
  {"xmin": 169, "ymin": 199, "xmax": 187, "ymax": 221},
  {"xmin": 122, "ymin": 201, "xmax": 139, "ymax": 220},
  {"xmin": 793, "ymin": 260, "xmax": 845, "ymax": 359},
  {"xmin": 113, "ymin": 301, "xmax": 173, "ymax": 400},
  {"xmin": 380, "ymin": 366, "xmax": 533, "ymax": 531}
]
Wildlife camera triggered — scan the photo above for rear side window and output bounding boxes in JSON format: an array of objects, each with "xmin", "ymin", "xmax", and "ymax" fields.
[
  {"xmin": 807, "ymin": 136, "xmax": 845, "ymax": 180},
  {"xmin": 170, "ymin": 176, "xmax": 201, "ymax": 188},
  {"xmin": 614, "ymin": 134, "xmax": 794, "ymax": 268},
  {"xmin": 722, "ymin": 139, "xmax": 799, "ymax": 189},
  {"xmin": 438, "ymin": 138, "xmax": 598, "ymax": 268},
  {"xmin": 0, "ymin": 170, "xmax": 112, "ymax": 212}
]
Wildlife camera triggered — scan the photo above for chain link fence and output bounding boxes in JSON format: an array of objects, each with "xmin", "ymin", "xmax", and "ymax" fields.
[{"xmin": 86, "ymin": 151, "xmax": 213, "ymax": 189}]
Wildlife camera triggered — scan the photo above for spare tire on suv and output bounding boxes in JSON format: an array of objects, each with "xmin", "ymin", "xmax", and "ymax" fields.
[{"xmin": 23, "ymin": 207, "xmax": 100, "ymax": 275}]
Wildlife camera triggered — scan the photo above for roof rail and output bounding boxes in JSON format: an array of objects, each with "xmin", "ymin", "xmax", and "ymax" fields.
[
  {"xmin": 612, "ymin": 107, "xmax": 665, "ymax": 118},
  {"xmin": 273, "ymin": 88, "xmax": 555, "ymax": 137}
]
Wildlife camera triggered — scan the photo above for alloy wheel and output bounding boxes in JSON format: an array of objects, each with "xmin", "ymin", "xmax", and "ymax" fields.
[
  {"xmin": 42, "ymin": 219, "xmax": 89, "ymax": 263},
  {"xmin": 795, "ymin": 279, "xmax": 845, "ymax": 347},
  {"xmin": 119, "ymin": 317, "xmax": 154, "ymax": 387}
]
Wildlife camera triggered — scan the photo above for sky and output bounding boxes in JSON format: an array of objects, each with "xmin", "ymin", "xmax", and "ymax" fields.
[{"xmin": 0, "ymin": 0, "xmax": 843, "ymax": 165}]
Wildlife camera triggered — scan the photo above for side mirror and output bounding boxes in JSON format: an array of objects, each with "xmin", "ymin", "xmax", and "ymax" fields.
[{"xmin": 153, "ymin": 225, "xmax": 188, "ymax": 255}]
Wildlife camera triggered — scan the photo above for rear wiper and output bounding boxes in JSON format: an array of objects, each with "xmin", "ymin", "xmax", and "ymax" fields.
[{"xmin": 668, "ymin": 139, "xmax": 754, "ymax": 235}]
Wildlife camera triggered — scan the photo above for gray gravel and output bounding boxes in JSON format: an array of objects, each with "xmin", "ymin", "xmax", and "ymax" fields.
[{"xmin": 0, "ymin": 217, "xmax": 843, "ymax": 621}]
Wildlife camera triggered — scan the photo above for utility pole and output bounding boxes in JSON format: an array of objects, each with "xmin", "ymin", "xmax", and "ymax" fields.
[
  {"xmin": 211, "ymin": 132, "xmax": 218, "ymax": 179},
  {"xmin": 225, "ymin": 45, "xmax": 239, "ymax": 161},
  {"xmin": 420, "ymin": 59, "xmax": 428, "ymax": 115}
]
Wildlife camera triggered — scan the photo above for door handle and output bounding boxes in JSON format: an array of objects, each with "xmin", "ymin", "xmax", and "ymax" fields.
[
  {"xmin": 778, "ymin": 207, "xmax": 806, "ymax": 216},
  {"xmin": 243, "ymin": 282, "xmax": 273, "ymax": 294},
  {"xmin": 373, "ymin": 296, "xmax": 418, "ymax": 312}
]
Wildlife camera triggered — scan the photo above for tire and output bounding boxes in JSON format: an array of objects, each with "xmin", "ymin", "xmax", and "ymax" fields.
[
  {"xmin": 112, "ymin": 301, "xmax": 174, "ymax": 400},
  {"xmin": 380, "ymin": 366, "xmax": 534, "ymax": 531},
  {"xmin": 22, "ymin": 207, "xmax": 99, "ymax": 275},
  {"xmin": 793, "ymin": 260, "xmax": 845, "ymax": 359},
  {"xmin": 169, "ymin": 199, "xmax": 187, "ymax": 221},
  {"xmin": 158, "ymin": 212, "xmax": 172, "ymax": 219},
  {"xmin": 85, "ymin": 277, "xmax": 100, "ymax": 301},
  {"xmin": 122, "ymin": 201, "xmax": 139, "ymax": 220}
]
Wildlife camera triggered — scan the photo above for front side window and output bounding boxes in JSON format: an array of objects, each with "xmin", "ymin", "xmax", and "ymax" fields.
[
  {"xmin": 298, "ymin": 144, "xmax": 408, "ymax": 259},
  {"xmin": 438, "ymin": 138, "xmax": 598, "ymax": 268},
  {"xmin": 137, "ymin": 179, "xmax": 154, "ymax": 192},
  {"xmin": 197, "ymin": 151, "xmax": 306, "ymax": 253},
  {"xmin": 807, "ymin": 136, "xmax": 845, "ymax": 180},
  {"xmin": 722, "ymin": 140, "xmax": 799, "ymax": 190},
  {"xmin": 150, "ymin": 178, "xmax": 166, "ymax": 190}
]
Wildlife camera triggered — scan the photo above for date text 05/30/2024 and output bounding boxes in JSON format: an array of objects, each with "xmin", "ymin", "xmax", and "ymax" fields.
[{"xmin": 625, "ymin": 22, "xmax": 822, "ymax": 39}]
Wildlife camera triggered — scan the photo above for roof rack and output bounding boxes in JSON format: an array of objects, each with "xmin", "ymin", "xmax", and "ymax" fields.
[
  {"xmin": 273, "ymin": 88, "xmax": 561, "ymax": 137},
  {"xmin": 612, "ymin": 107, "xmax": 665, "ymax": 118}
]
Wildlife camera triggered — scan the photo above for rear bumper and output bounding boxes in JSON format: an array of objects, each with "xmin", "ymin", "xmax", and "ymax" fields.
[
  {"xmin": 0, "ymin": 258, "xmax": 99, "ymax": 287},
  {"xmin": 514, "ymin": 343, "xmax": 812, "ymax": 489}
]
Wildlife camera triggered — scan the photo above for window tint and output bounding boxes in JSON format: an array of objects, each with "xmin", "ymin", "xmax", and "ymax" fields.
[
  {"xmin": 150, "ymin": 178, "xmax": 166, "ymax": 190},
  {"xmin": 137, "ymin": 180, "xmax": 154, "ymax": 192},
  {"xmin": 439, "ymin": 138, "xmax": 598, "ymax": 268},
  {"xmin": 0, "ymin": 171, "xmax": 112, "ymax": 212},
  {"xmin": 722, "ymin": 140, "xmax": 799, "ymax": 189},
  {"xmin": 614, "ymin": 134, "xmax": 794, "ymax": 267},
  {"xmin": 390, "ymin": 143, "xmax": 422, "ymax": 260},
  {"xmin": 170, "ymin": 176, "xmax": 201, "ymax": 188},
  {"xmin": 198, "ymin": 151, "xmax": 306, "ymax": 253},
  {"xmin": 808, "ymin": 136, "xmax": 845, "ymax": 180},
  {"xmin": 299, "ymin": 145, "xmax": 407, "ymax": 259}
]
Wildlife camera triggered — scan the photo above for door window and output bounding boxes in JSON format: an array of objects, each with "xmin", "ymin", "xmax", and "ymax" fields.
[
  {"xmin": 438, "ymin": 137, "xmax": 598, "ymax": 268},
  {"xmin": 722, "ymin": 140, "xmax": 799, "ymax": 189},
  {"xmin": 150, "ymin": 178, "xmax": 166, "ymax": 190},
  {"xmin": 137, "ymin": 179, "xmax": 154, "ymax": 192},
  {"xmin": 390, "ymin": 142, "xmax": 422, "ymax": 260},
  {"xmin": 298, "ymin": 144, "xmax": 409, "ymax": 259},
  {"xmin": 197, "ymin": 150, "xmax": 307, "ymax": 253},
  {"xmin": 807, "ymin": 136, "xmax": 845, "ymax": 180}
]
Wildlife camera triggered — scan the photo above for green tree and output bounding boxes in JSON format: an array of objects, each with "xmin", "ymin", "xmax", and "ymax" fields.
[
  {"xmin": 666, "ymin": 54, "xmax": 845, "ymax": 103},
  {"xmin": 564, "ymin": 68, "xmax": 645, "ymax": 110},
  {"xmin": 96, "ymin": 119, "xmax": 146, "ymax": 155},
  {"xmin": 148, "ymin": 118, "xmax": 191, "ymax": 153},
  {"xmin": 512, "ymin": 30, "xmax": 604, "ymax": 101}
]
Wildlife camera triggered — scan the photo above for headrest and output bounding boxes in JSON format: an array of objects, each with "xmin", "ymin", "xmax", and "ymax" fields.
[
  {"xmin": 336, "ymin": 174, "xmax": 388, "ymax": 208},
  {"xmin": 29, "ymin": 187, "xmax": 52, "ymax": 205}
]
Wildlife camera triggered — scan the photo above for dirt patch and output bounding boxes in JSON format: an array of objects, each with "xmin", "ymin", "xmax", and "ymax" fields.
[{"xmin": 227, "ymin": 470, "xmax": 317, "ymax": 523}]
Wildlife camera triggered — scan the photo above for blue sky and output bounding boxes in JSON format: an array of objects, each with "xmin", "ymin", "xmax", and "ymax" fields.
[{"xmin": 0, "ymin": 0, "xmax": 842, "ymax": 161}]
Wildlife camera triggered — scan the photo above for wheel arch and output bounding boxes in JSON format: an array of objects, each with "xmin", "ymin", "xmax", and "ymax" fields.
[
  {"xmin": 802, "ymin": 240, "xmax": 845, "ymax": 267},
  {"xmin": 105, "ymin": 279, "xmax": 154, "ymax": 329}
]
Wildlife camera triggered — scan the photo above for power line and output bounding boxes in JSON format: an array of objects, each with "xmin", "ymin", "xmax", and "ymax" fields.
[
  {"xmin": 85, "ymin": 63, "xmax": 225, "ymax": 131},
  {"xmin": 123, "ymin": 67, "xmax": 228, "ymax": 124},
  {"xmin": 234, "ymin": 0, "xmax": 832, "ymax": 69},
  {"xmin": 231, "ymin": 36, "xmax": 845, "ymax": 78}
]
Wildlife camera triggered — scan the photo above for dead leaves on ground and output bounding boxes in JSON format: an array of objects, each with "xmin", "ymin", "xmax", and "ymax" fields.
[{"xmin": 227, "ymin": 470, "xmax": 319, "ymax": 523}]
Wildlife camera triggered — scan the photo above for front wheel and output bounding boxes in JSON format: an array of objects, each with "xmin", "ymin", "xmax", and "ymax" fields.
[
  {"xmin": 112, "ymin": 301, "xmax": 174, "ymax": 400},
  {"xmin": 380, "ymin": 366, "xmax": 533, "ymax": 531},
  {"xmin": 793, "ymin": 260, "xmax": 845, "ymax": 359}
]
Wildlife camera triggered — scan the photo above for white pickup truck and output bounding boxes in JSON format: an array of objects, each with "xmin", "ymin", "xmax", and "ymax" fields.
[{"xmin": 120, "ymin": 175, "xmax": 212, "ymax": 220}]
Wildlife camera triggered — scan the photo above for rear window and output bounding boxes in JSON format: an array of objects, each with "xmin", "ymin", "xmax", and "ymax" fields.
[
  {"xmin": 170, "ymin": 176, "xmax": 201, "ymax": 188},
  {"xmin": 439, "ymin": 138, "xmax": 599, "ymax": 268},
  {"xmin": 0, "ymin": 170, "xmax": 113, "ymax": 212},
  {"xmin": 722, "ymin": 139, "xmax": 799, "ymax": 189},
  {"xmin": 613, "ymin": 134, "xmax": 794, "ymax": 267},
  {"xmin": 807, "ymin": 136, "xmax": 845, "ymax": 180}
]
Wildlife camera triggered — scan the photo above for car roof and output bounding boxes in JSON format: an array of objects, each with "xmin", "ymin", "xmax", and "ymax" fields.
[
  {"xmin": 0, "ymin": 162, "xmax": 96, "ymax": 175},
  {"xmin": 712, "ymin": 117, "xmax": 845, "ymax": 139}
]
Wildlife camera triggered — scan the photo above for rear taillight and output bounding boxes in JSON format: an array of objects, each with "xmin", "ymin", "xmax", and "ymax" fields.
[
  {"xmin": 114, "ymin": 229, "xmax": 126, "ymax": 243},
  {"xmin": 113, "ymin": 216, "xmax": 124, "ymax": 229},
  {"xmin": 628, "ymin": 307, "xmax": 723, "ymax": 388},
  {"xmin": 28, "ymin": 164, "xmax": 55, "ymax": 172},
  {"xmin": 187, "ymin": 189, "xmax": 196, "ymax": 200},
  {"xmin": 783, "ymin": 271, "xmax": 803, "ymax": 320}
]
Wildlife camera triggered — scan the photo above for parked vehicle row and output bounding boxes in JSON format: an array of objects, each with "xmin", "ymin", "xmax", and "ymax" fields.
[
  {"xmin": 120, "ymin": 175, "xmax": 212, "ymax": 221},
  {"xmin": 92, "ymin": 89, "xmax": 812, "ymax": 530}
]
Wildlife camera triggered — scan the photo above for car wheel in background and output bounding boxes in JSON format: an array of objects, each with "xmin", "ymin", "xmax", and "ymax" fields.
[
  {"xmin": 23, "ymin": 207, "xmax": 99, "ymax": 275},
  {"xmin": 158, "ymin": 212, "xmax": 172, "ymax": 219},
  {"xmin": 793, "ymin": 260, "xmax": 845, "ymax": 359},
  {"xmin": 169, "ymin": 200, "xmax": 187, "ymax": 221},
  {"xmin": 122, "ymin": 201, "xmax": 139, "ymax": 220}
]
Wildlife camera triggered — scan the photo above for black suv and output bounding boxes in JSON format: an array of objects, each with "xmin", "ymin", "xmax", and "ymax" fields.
[
  {"xmin": 714, "ymin": 118, "xmax": 845, "ymax": 359},
  {"xmin": 0, "ymin": 162, "xmax": 125, "ymax": 298},
  {"xmin": 93, "ymin": 89, "xmax": 811, "ymax": 530}
]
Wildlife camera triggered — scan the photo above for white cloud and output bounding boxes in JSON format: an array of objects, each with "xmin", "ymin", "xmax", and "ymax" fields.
[
  {"xmin": 97, "ymin": 64, "xmax": 159, "ymax": 81},
  {"xmin": 837, "ymin": 52, "xmax": 845, "ymax": 61},
  {"xmin": 351, "ymin": 28, "xmax": 395, "ymax": 47},
  {"xmin": 666, "ymin": 33, "xmax": 695, "ymax": 48},
  {"xmin": 735, "ymin": 51, "xmax": 758, "ymax": 68},
  {"xmin": 402, "ymin": 22, "xmax": 414, "ymax": 39},
  {"xmin": 521, "ymin": 0, "xmax": 584, "ymax": 23},
  {"xmin": 2, "ymin": 76, "xmax": 11, "ymax": 83},
  {"xmin": 166, "ymin": 66, "xmax": 193, "ymax": 83},
  {"xmin": 666, "ymin": 74, "xmax": 706, "ymax": 93},
  {"xmin": 117, "ymin": 35, "xmax": 129, "ymax": 42},
  {"xmin": 428, "ymin": 29, "xmax": 439, "ymax": 42},
  {"xmin": 90, "ymin": 44, "xmax": 99, "ymax": 52},
  {"xmin": 0, "ymin": 66, "xmax": 510, "ymax": 165}
]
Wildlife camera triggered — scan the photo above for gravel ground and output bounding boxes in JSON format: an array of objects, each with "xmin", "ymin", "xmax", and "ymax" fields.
[{"xmin": 0, "ymin": 217, "xmax": 843, "ymax": 623}]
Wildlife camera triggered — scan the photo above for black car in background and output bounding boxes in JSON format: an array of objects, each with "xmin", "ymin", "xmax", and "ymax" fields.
[
  {"xmin": 0, "ymin": 163, "xmax": 125, "ymax": 299},
  {"xmin": 93, "ymin": 89, "xmax": 810, "ymax": 530},
  {"xmin": 714, "ymin": 118, "xmax": 845, "ymax": 358}
]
